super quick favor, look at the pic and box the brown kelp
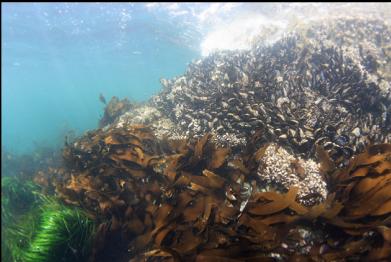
[99,96,134,128]
[34,124,391,261]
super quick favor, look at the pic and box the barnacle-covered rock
[114,105,186,140]
[256,143,327,206]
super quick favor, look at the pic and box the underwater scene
[2,2,391,262]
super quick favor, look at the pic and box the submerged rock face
[150,18,391,165]
[115,105,186,140]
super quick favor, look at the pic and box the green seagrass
[1,176,95,262]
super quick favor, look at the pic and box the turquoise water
[2,3,201,154]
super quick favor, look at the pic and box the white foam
[142,3,391,57]
[201,15,288,56]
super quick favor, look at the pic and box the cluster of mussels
[151,18,391,165]
[34,124,391,261]
[303,18,391,92]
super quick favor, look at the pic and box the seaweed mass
[34,126,391,261]
[4,17,391,261]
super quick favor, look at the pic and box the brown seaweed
[99,96,134,128]
[34,125,391,261]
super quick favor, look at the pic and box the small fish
[99,93,107,105]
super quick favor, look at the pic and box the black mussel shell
[334,134,350,146]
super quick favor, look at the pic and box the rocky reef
[23,16,391,262]
[151,18,391,166]
[93,16,391,221]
